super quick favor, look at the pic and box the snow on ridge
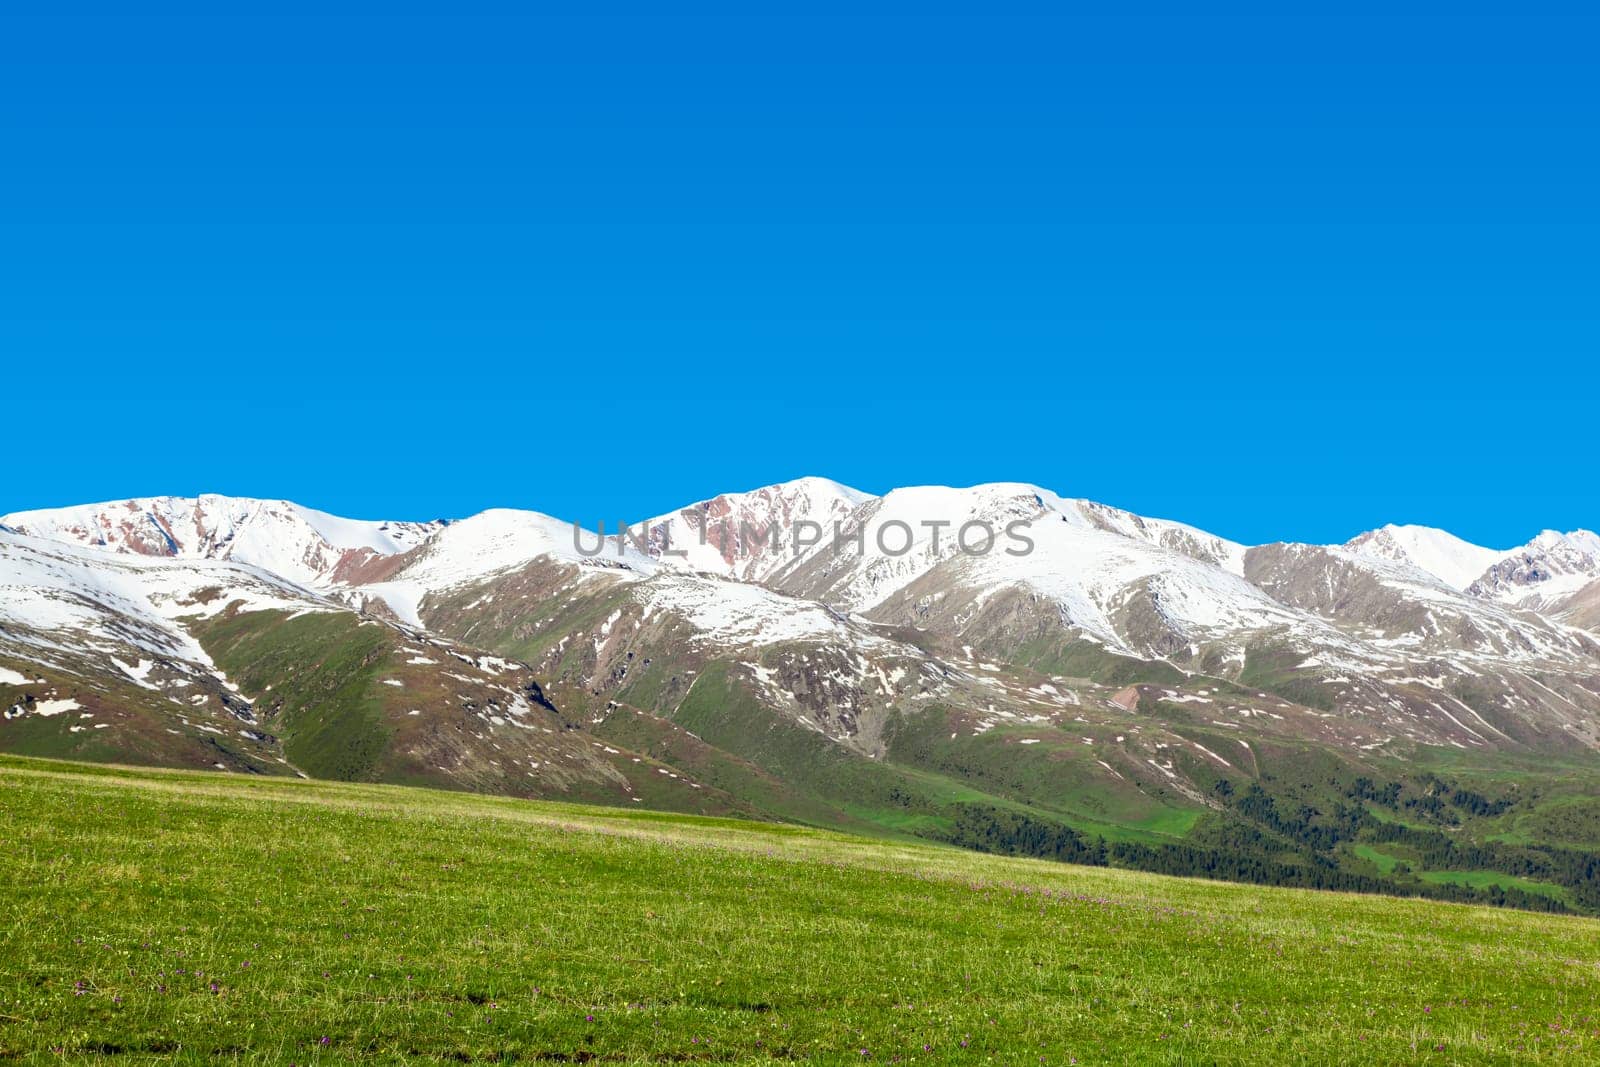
[286,502,442,554]
[954,514,1304,650]
[1531,529,1600,555]
[639,476,875,582]
[745,475,875,508]
[1344,524,1511,592]
[0,494,445,589]
[637,572,889,649]
[0,528,338,666]
[1465,528,1600,611]
[785,482,1265,634]
[355,509,656,628]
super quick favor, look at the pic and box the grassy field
[1350,843,1400,874]
[1418,869,1572,903]
[3,756,1600,1064]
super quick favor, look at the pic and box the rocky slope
[1343,524,1511,591]
[1468,529,1600,612]
[6,483,1600,851]
[0,528,747,813]
[1,495,443,588]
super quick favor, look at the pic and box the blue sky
[3,6,1597,547]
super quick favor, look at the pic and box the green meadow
[3,755,1599,1064]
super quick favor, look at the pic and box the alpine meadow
[6,755,1600,1064]
[7,486,1600,1061]
[9,6,1600,1065]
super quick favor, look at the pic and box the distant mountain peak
[641,476,874,582]
[1343,524,1509,592]
[1469,528,1600,609]
[1530,529,1600,554]
[678,476,874,513]
[0,495,445,588]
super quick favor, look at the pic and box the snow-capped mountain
[1344,524,1511,592]
[0,495,444,589]
[0,527,341,772]
[6,479,1600,795]
[0,525,741,806]
[12,478,1600,905]
[756,483,1283,657]
[641,476,872,583]
[0,527,332,680]
[395,483,1600,774]
[341,506,655,627]
[1468,529,1600,611]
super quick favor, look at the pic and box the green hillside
[3,756,1599,1063]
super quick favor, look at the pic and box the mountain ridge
[9,480,1596,753]
[8,478,1600,913]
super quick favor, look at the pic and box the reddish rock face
[326,545,419,586]
[49,500,185,557]
[673,491,796,569]
[3,495,445,588]
[646,481,866,579]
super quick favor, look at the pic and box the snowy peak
[1469,529,1600,609]
[642,476,874,582]
[757,476,874,508]
[0,495,446,588]
[747,481,1300,658]
[769,481,1052,605]
[348,507,658,628]
[1062,498,1248,573]
[0,527,339,666]
[1530,529,1600,556]
[1344,524,1510,592]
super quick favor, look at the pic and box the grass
[1500,796,1600,850]
[1009,636,1185,687]
[4,756,1600,1063]
[1418,870,1571,903]
[1236,645,1337,713]
[1351,844,1401,874]
[192,610,394,781]
[880,707,1199,845]
[1363,805,1433,830]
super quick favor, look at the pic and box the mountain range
[6,480,1600,911]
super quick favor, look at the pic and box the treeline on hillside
[1212,776,1596,911]
[931,799,1574,915]
[1349,774,1514,820]
[1367,821,1600,912]
[1234,777,1594,911]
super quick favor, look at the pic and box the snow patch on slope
[0,530,338,665]
[358,509,656,627]
[642,476,874,582]
[1468,529,1600,610]
[1345,524,1510,592]
[637,573,884,648]
[778,483,1293,653]
[0,495,443,588]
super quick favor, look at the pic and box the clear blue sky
[3,4,1597,547]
